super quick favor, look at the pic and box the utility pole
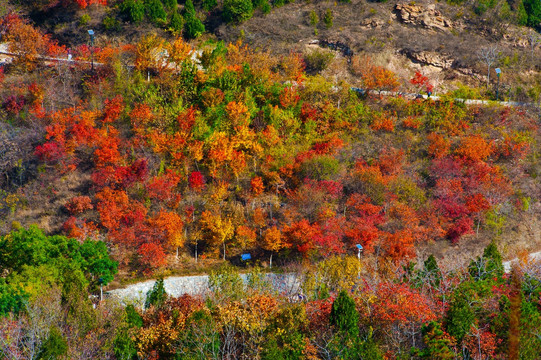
[356,244,363,278]
[98,277,104,302]
[88,29,95,71]
[495,68,501,101]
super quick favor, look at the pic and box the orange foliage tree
[427,133,450,159]
[152,210,184,258]
[371,282,437,352]
[261,226,283,268]
[3,16,49,70]
[359,60,400,94]
[456,135,493,162]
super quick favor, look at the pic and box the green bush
[261,0,271,14]
[146,0,167,23]
[162,0,177,10]
[120,0,146,23]
[184,0,196,13]
[184,12,205,39]
[309,10,319,26]
[103,16,122,31]
[468,241,504,281]
[0,279,28,316]
[419,322,455,359]
[145,277,167,309]
[0,226,117,291]
[113,305,142,359]
[79,13,91,26]
[517,0,529,25]
[222,0,254,23]
[202,0,217,11]
[323,8,333,28]
[300,154,340,180]
[209,264,245,301]
[450,83,483,99]
[523,0,541,28]
[177,309,221,358]
[303,49,334,74]
[37,326,67,360]
[473,0,497,16]
[330,290,358,337]
[169,10,184,33]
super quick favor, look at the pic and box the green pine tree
[222,0,254,23]
[420,322,455,359]
[121,0,146,23]
[163,0,177,10]
[145,277,167,309]
[169,10,184,33]
[468,241,504,281]
[330,290,358,337]
[146,0,167,23]
[323,8,333,29]
[37,326,67,360]
[202,0,217,11]
[524,0,541,28]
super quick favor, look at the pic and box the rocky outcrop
[360,18,384,29]
[394,3,453,31]
[401,49,454,69]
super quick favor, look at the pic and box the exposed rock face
[360,18,384,29]
[395,3,453,31]
[401,49,454,68]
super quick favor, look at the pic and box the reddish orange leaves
[456,135,493,163]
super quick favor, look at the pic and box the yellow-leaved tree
[200,210,234,260]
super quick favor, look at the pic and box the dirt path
[503,251,541,273]
[107,273,302,306]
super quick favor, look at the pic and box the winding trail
[108,251,541,305]
[502,251,541,273]
[107,273,302,306]
[3,41,539,301]
[1,42,539,108]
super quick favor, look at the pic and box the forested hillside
[1,1,541,358]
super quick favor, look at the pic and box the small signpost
[495,68,501,101]
[98,277,104,302]
[356,244,363,278]
[88,29,95,71]
[241,253,251,261]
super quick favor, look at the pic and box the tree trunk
[269,253,273,269]
[487,66,491,90]
[223,242,226,261]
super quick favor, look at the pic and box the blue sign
[356,244,363,250]
[241,253,251,261]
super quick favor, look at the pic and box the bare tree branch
[477,46,499,90]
